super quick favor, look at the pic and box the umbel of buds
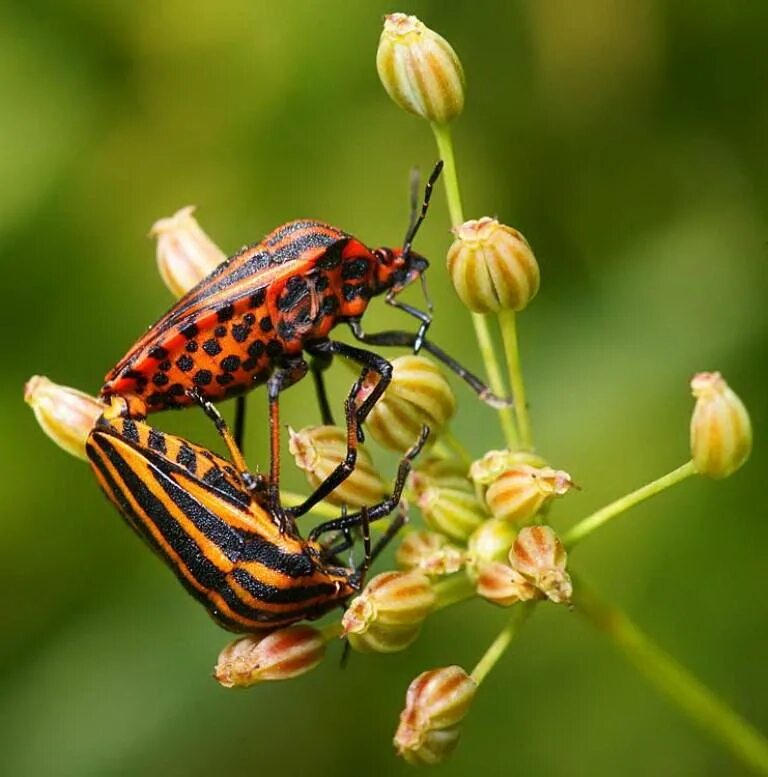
[690,372,752,479]
[151,206,226,298]
[447,218,540,314]
[394,666,477,765]
[486,465,573,523]
[363,355,456,453]
[214,626,325,688]
[24,376,104,460]
[376,13,465,125]
[396,530,466,577]
[288,425,386,507]
[510,526,572,604]
[342,571,436,653]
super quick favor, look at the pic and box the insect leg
[308,425,429,543]
[233,395,247,453]
[186,388,262,493]
[309,352,335,426]
[347,321,513,409]
[306,339,394,440]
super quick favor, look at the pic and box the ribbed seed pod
[469,448,548,501]
[376,13,465,125]
[396,530,466,577]
[342,571,436,653]
[417,486,487,542]
[363,355,456,453]
[690,372,752,479]
[394,666,477,765]
[509,526,572,604]
[447,218,540,313]
[288,425,386,507]
[486,465,573,523]
[466,518,518,579]
[476,562,538,607]
[151,205,226,297]
[24,376,105,460]
[214,626,326,687]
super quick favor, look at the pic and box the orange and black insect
[87,393,428,631]
[100,163,507,521]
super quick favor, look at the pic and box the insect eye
[374,248,395,266]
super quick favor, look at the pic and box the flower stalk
[470,602,535,685]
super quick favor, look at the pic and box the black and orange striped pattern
[86,414,356,631]
[100,219,419,418]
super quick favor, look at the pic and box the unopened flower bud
[476,562,538,607]
[214,625,325,688]
[396,530,466,577]
[466,518,518,578]
[447,218,540,313]
[409,456,473,494]
[509,526,572,604]
[394,666,476,765]
[416,486,487,542]
[469,449,547,487]
[362,355,456,453]
[377,13,465,125]
[486,465,573,523]
[151,205,226,297]
[288,425,385,507]
[690,372,752,479]
[24,376,105,460]
[342,571,435,653]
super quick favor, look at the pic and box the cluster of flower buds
[396,530,466,577]
[394,666,477,764]
[358,355,456,453]
[469,448,547,500]
[485,464,574,523]
[447,218,540,314]
[24,376,105,460]
[288,425,386,507]
[342,571,436,653]
[689,372,752,479]
[151,205,226,298]
[509,526,572,604]
[214,625,326,688]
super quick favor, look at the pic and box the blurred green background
[2,1,766,775]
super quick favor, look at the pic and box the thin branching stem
[498,309,532,449]
[470,602,535,685]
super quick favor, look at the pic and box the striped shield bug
[99,163,509,523]
[86,392,428,631]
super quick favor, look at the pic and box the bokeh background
[1,1,766,775]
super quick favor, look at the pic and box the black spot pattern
[176,354,194,372]
[220,355,241,372]
[194,369,212,386]
[247,340,265,358]
[203,339,222,357]
[231,323,250,343]
[152,373,169,387]
[180,323,199,339]
[148,346,168,360]
[214,325,228,338]
[249,289,266,308]
[217,304,235,322]
[259,316,273,332]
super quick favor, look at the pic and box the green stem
[498,309,532,449]
[440,427,473,466]
[433,572,476,611]
[470,602,535,685]
[431,121,518,448]
[563,461,697,548]
[576,582,768,776]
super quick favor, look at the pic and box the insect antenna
[402,159,444,260]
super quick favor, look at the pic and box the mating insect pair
[84,162,507,632]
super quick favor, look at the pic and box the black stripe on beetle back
[265,220,342,247]
[121,418,140,443]
[238,538,314,577]
[274,231,346,265]
[176,442,198,474]
[94,436,228,594]
[231,567,338,605]
[148,428,167,454]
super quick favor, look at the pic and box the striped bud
[342,571,435,653]
[476,562,538,607]
[409,456,473,494]
[288,425,386,507]
[151,205,226,297]
[469,449,548,487]
[466,518,518,578]
[396,530,466,577]
[486,465,573,523]
[690,372,752,479]
[214,625,325,688]
[363,355,456,453]
[509,526,572,604]
[376,13,465,125]
[24,376,105,460]
[416,486,487,542]
[447,218,540,314]
[394,666,476,765]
